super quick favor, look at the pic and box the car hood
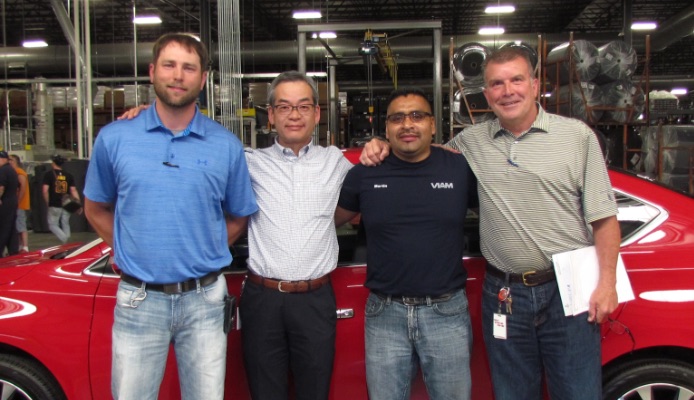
[0,244,85,284]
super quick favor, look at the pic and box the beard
[152,81,201,109]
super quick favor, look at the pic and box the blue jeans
[481,272,601,400]
[112,275,228,400]
[365,288,472,400]
[47,206,71,243]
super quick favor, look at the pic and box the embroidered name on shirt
[374,184,388,189]
[431,182,454,189]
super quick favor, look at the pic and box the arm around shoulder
[226,215,249,246]
[335,206,359,228]
[360,137,391,166]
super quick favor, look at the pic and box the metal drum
[594,40,638,84]
[546,40,600,85]
[600,80,645,123]
[499,41,539,71]
[453,88,495,125]
[452,42,490,87]
[553,82,604,123]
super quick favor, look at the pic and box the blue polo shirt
[85,102,258,283]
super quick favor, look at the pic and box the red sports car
[0,149,693,399]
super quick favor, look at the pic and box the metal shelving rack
[448,36,543,139]
[541,33,651,170]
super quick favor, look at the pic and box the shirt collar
[144,99,205,138]
[490,102,550,139]
[272,139,312,160]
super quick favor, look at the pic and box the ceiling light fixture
[479,26,505,35]
[317,32,337,39]
[133,15,162,25]
[631,22,657,30]
[485,4,515,14]
[22,39,48,48]
[292,10,322,19]
[670,88,688,95]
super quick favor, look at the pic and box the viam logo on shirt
[431,182,454,189]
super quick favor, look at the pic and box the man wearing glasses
[335,88,477,400]
[238,70,354,399]
[360,47,619,400]
[118,70,352,399]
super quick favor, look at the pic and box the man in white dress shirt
[237,71,353,400]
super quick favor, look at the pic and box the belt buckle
[161,282,183,295]
[521,270,538,287]
[401,296,420,306]
[277,280,291,293]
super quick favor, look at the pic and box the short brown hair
[483,47,534,79]
[152,33,209,70]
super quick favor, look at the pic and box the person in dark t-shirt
[42,154,81,243]
[335,88,477,400]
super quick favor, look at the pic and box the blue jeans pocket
[433,289,468,316]
[365,293,386,317]
[201,276,226,305]
[116,282,147,309]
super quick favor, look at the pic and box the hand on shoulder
[117,104,151,120]
[360,137,390,166]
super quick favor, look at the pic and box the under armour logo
[197,159,208,166]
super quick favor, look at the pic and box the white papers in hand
[552,246,634,317]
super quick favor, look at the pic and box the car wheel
[603,359,694,400]
[0,354,66,400]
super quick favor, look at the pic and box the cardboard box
[317,82,338,106]
[104,89,125,110]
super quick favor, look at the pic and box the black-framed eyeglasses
[385,111,433,124]
[602,318,635,353]
[272,104,316,116]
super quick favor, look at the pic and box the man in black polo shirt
[335,88,477,400]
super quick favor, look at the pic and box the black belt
[486,264,556,287]
[373,291,454,306]
[120,271,220,294]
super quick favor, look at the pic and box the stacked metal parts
[453,88,495,125]
[553,83,604,123]
[546,40,600,85]
[595,40,638,84]
[499,41,539,72]
[32,83,55,153]
[546,39,645,124]
[451,43,491,125]
[451,42,541,125]
[640,125,694,193]
[452,42,488,87]
[601,81,645,123]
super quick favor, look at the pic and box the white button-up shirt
[245,142,353,280]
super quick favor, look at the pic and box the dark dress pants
[241,279,337,400]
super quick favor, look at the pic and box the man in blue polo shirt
[84,33,257,400]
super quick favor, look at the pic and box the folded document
[552,246,635,317]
